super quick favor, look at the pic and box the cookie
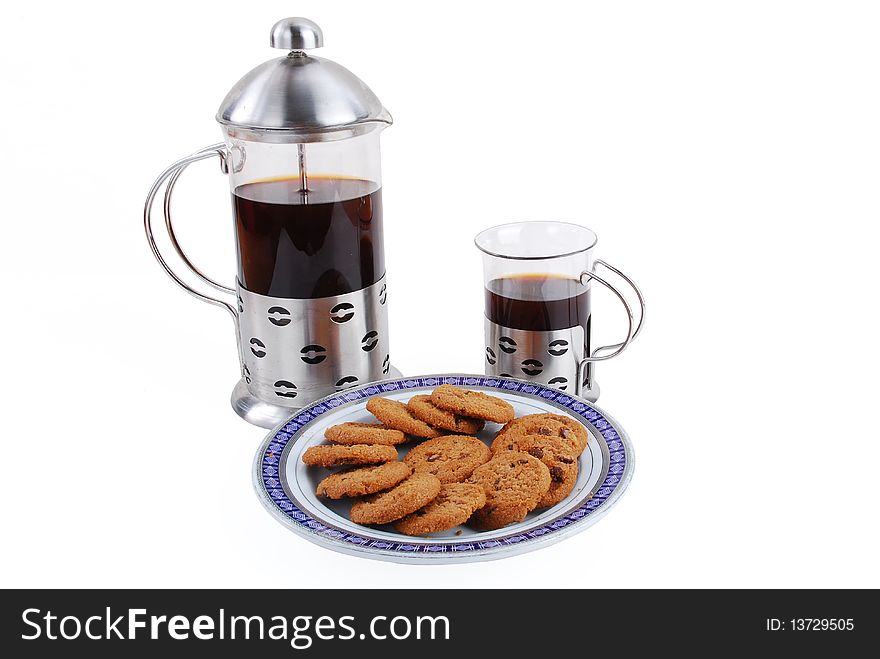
[403,435,492,484]
[350,473,443,525]
[324,422,407,446]
[316,462,412,499]
[430,384,515,424]
[393,483,487,535]
[366,397,443,439]
[466,451,551,531]
[505,435,579,508]
[301,444,398,468]
[406,395,485,434]
[494,413,589,455]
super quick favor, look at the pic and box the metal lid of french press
[216,18,392,141]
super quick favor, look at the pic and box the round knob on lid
[270,17,324,50]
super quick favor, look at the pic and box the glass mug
[475,222,645,401]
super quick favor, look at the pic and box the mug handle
[575,259,646,397]
[143,143,237,319]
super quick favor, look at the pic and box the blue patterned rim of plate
[255,375,631,558]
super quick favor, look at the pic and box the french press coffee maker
[144,18,398,428]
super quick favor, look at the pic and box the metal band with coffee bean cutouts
[238,276,390,407]
[485,319,588,396]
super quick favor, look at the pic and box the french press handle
[575,260,646,397]
[143,143,237,319]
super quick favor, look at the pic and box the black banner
[1,589,874,655]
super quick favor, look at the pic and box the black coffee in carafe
[485,274,591,340]
[233,176,385,299]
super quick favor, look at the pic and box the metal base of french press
[230,366,404,429]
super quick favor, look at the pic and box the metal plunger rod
[298,143,309,202]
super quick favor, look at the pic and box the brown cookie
[350,473,442,525]
[403,435,492,484]
[495,413,589,455]
[505,435,579,508]
[466,451,551,531]
[430,384,515,424]
[406,395,485,434]
[366,397,444,439]
[324,422,407,446]
[393,483,487,536]
[301,444,398,468]
[316,462,412,499]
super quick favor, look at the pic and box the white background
[1,0,878,588]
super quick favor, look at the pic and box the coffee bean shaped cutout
[361,331,379,352]
[300,344,327,365]
[521,359,544,376]
[382,354,390,375]
[379,283,387,305]
[274,380,297,398]
[237,294,244,313]
[250,338,267,358]
[335,375,359,388]
[243,364,251,385]
[268,306,291,327]
[499,373,513,378]
[498,336,517,354]
[486,346,497,365]
[330,302,355,324]
[548,376,569,391]
[548,339,569,356]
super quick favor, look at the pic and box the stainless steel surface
[270,17,323,50]
[238,277,391,409]
[231,364,404,429]
[587,259,646,358]
[216,18,392,140]
[485,320,596,400]
[575,260,646,397]
[164,157,235,295]
[143,144,237,319]
[231,378,300,429]
[297,143,309,201]
[577,267,634,364]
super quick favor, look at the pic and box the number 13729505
[766,619,855,631]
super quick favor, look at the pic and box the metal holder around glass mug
[478,224,645,402]
[142,18,402,429]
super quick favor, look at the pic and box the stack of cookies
[302,384,589,536]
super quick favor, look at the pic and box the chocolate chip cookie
[430,384,515,424]
[324,422,407,446]
[366,397,444,439]
[466,451,551,531]
[301,444,398,468]
[403,435,492,484]
[494,413,589,455]
[393,483,487,536]
[406,395,485,434]
[350,473,443,525]
[316,462,412,499]
[503,435,579,508]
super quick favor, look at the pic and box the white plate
[253,374,634,563]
